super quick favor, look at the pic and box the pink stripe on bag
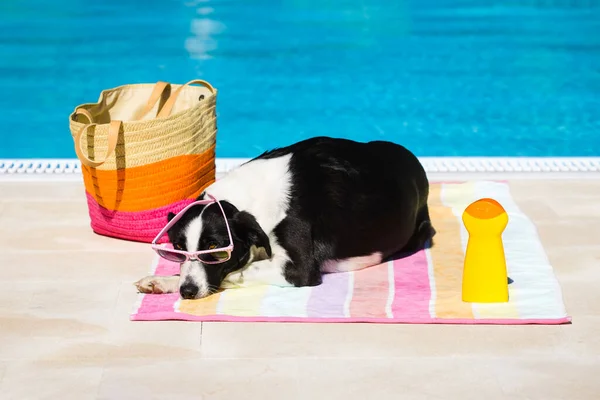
[86,193,195,243]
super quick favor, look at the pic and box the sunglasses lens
[157,249,187,263]
[199,251,230,263]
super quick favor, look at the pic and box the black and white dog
[135,137,435,299]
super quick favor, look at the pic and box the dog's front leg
[135,275,180,294]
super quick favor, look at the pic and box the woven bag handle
[73,109,122,168]
[133,81,172,120]
[156,79,215,118]
[72,81,170,167]
[75,108,95,122]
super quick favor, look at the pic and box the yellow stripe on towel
[428,182,474,319]
[217,285,271,316]
[178,292,222,316]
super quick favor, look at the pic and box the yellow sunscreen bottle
[462,198,509,303]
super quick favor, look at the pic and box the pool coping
[0,157,599,181]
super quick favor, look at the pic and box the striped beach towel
[131,181,570,324]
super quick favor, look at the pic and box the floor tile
[27,280,121,320]
[0,221,150,253]
[0,360,103,400]
[0,251,153,281]
[0,281,38,313]
[547,246,600,317]
[555,317,600,361]
[544,195,600,218]
[510,197,558,221]
[2,200,89,228]
[0,310,110,360]
[103,283,203,362]
[0,182,85,201]
[36,336,201,368]
[296,355,600,400]
[0,281,202,364]
[200,322,567,359]
[509,180,600,200]
[97,358,299,400]
[0,280,119,360]
[0,362,7,385]
[535,218,600,247]
[296,357,505,400]
[491,356,600,399]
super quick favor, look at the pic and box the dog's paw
[134,276,178,294]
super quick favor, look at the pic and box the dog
[135,136,435,299]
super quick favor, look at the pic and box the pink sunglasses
[151,194,234,264]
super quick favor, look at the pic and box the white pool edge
[0,157,599,182]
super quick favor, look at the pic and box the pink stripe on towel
[391,250,431,318]
[349,262,390,318]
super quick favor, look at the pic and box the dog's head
[166,194,272,299]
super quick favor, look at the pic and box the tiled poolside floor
[0,179,599,399]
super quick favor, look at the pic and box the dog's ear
[196,191,206,201]
[167,212,176,222]
[232,211,272,258]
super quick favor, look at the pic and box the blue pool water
[1,0,599,159]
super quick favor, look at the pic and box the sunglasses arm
[151,195,231,248]
[151,218,179,245]
[150,200,211,245]
[215,200,235,249]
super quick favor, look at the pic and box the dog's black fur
[258,137,434,286]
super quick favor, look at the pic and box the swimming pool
[1,0,599,159]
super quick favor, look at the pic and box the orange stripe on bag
[82,147,216,212]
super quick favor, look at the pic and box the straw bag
[68,79,217,243]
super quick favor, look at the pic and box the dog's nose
[180,283,199,299]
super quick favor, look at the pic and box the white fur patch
[321,252,383,273]
[184,215,204,252]
[205,154,292,235]
[177,208,211,297]
[180,260,209,297]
